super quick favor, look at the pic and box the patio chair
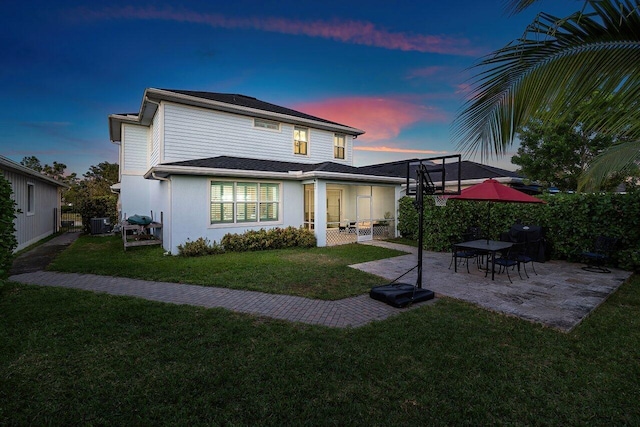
[514,239,541,278]
[448,236,478,273]
[493,247,522,283]
[581,236,618,273]
[463,226,484,241]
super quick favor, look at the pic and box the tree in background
[0,172,18,277]
[20,156,43,172]
[19,156,119,233]
[453,0,640,191]
[512,110,630,191]
[75,162,119,232]
[82,162,119,196]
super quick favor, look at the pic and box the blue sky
[0,0,580,176]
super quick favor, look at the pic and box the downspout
[150,172,171,253]
[151,172,169,181]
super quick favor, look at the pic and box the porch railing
[325,219,396,246]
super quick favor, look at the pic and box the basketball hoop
[433,195,448,207]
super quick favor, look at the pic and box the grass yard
[47,235,407,300]
[1,275,639,425]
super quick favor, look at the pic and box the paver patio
[355,241,632,332]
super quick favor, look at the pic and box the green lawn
[4,235,639,424]
[1,275,639,425]
[48,235,406,300]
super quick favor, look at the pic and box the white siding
[167,176,304,254]
[162,102,352,165]
[1,168,61,252]
[150,107,162,167]
[119,175,152,220]
[122,124,148,174]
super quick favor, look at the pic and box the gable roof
[161,90,348,128]
[0,155,69,188]
[109,88,365,142]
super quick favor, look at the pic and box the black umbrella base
[370,283,435,308]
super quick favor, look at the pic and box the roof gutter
[108,113,140,143]
[144,165,405,184]
[460,177,523,186]
[0,155,69,188]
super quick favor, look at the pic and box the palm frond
[579,139,640,190]
[453,0,640,166]
[503,0,540,16]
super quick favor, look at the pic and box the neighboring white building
[0,155,68,252]
[109,89,405,254]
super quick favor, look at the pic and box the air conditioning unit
[90,217,111,235]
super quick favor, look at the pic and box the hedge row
[398,191,640,271]
[178,226,317,256]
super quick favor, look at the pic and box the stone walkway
[8,270,432,328]
[7,234,632,331]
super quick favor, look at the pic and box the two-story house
[109,88,405,254]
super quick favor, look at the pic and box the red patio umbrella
[449,179,545,240]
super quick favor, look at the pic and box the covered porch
[303,181,400,246]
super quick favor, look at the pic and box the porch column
[394,185,402,238]
[314,180,327,246]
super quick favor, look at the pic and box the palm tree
[453,0,640,190]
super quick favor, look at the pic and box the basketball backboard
[405,154,462,196]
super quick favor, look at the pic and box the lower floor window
[210,181,280,224]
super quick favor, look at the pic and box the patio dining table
[454,239,514,280]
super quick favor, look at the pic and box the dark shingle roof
[161,156,522,182]
[358,159,522,182]
[159,89,351,129]
[162,156,402,178]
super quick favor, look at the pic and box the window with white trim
[27,182,35,215]
[210,181,280,224]
[254,118,280,131]
[334,134,345,159]
[294,126,308,155]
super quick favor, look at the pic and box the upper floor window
[254,118,280,131]
[334,134,346,159]
[27,182,35,216]
[294,126,308,155]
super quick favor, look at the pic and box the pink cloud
[406,66,451,79]
[354,146,448,154]
[294,97,449,141]
[74,6,480,56]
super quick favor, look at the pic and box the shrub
[221,226,316,252]
[79,194,118,234]
[0,172,18,278]
[397,191,640,271]
[177,237,225,257]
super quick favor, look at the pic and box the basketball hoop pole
[415,165,430,289]
[416,175,425,288]
[409,154,461,289]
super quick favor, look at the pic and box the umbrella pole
[487,202,491,243]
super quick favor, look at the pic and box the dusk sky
[1,0,580,177]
